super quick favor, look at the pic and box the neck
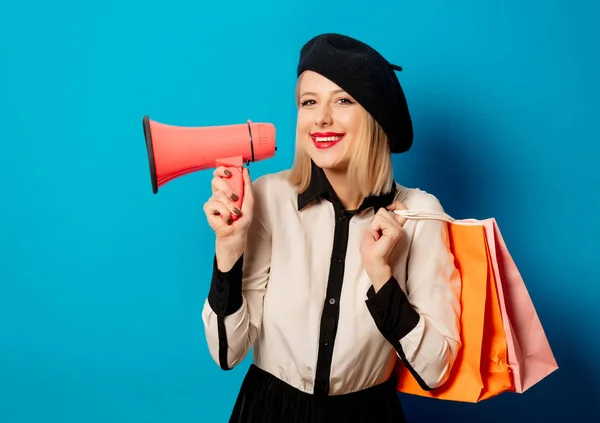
[323,168,362,210]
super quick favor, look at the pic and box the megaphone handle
[216,156,245,222]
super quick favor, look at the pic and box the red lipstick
[311,132,346,149]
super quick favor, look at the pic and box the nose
[315,104,333,127]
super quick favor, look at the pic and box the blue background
[1,0,598,421]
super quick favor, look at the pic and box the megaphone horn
[142,115,276,220]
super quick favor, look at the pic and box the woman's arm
[365,194,462,390]
[201,176,272,370]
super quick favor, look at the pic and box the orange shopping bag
[393,210,514,403]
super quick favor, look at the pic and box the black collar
[297,161,396,213]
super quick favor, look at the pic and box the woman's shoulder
[249,170,296,225]
[252,169,293,192]
[393,182,446,212]
[250,169,297,205]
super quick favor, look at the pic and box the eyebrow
[300,89,347,97]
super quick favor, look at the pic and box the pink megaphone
[142,116,276,219]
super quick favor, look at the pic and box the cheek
[296,110,312,131]
[334,109,362,133]
[296,112,312,145]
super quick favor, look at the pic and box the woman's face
[296,71,364,171]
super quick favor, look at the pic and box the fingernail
[224,170,231,176]
[233,207,241,215]
[231,193,239,201]
[227,218,232,225]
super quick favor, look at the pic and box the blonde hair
[288,107,394,201]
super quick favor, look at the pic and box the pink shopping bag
[481,219,559,392]
[396,210,558,395]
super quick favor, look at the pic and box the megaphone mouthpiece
[247,120,277,162]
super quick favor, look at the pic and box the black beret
[297,33,413,154]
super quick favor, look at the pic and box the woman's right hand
[203,166,254,271]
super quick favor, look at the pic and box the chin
[309,153,348,172]
[304,136,350,171]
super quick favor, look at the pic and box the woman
[201,33,462,422]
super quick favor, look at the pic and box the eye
[336,97,354,105]
[300,99,316,107]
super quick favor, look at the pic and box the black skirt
[229,364,407,423]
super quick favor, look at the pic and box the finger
[213,166,233,179]
[386,200,407,210]
[240,167,254,213]
[386,201,408,226]
[242,167,252,192]
[376,208,402,229]
[370,215,387,240]
[211,176,240,202]
[212,191,242,218]
[204,200,233,225]
[370,225,381,241]
[369,218,392,244]
[371,215,400,239]
[376,207,397,223]
[391,210,407,226]
[387,209,407,226]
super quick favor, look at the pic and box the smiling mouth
[311,133,345,148]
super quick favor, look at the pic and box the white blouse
[201,163,462,396]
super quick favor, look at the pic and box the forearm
[364,193,462,390]
[208,254,244,316]
[215,236,247,273]
[365,277,459,390]
[203,175,272,371]
[365,263,392,293]
[204,255,251,370]
[202,296,256,370]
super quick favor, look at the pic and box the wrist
[216,237,246,272]
[366,263,392,292]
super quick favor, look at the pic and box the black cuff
[208,254,244,317]
[365,276,420,343]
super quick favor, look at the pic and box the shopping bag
[481,219,559,393]
[393,210,557,402]
[393,210,513,402]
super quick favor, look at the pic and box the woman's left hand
[360,201,408,291]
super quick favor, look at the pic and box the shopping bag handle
[394,209,456,222]
[394,210,483,226]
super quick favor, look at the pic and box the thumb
[240,167,254,213]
